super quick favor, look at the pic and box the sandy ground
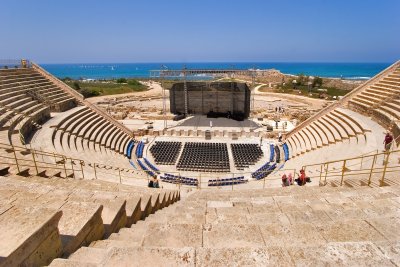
[86,81,165,103]
[88,79,328,134]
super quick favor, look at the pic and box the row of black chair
[208,176,248,186]
[161,173,198,186]
[177,142,230,172]
[149,141,182,165]
[231,143,263,169]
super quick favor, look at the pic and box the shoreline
[43,62,388,81]
[59,73,371,82]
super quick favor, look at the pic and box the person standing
[384,132,393,151]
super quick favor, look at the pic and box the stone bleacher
[285,108,368,159]
[0,68,76,112]
[50,185,400,266]
[0,173,179,266]
[349,67,400,140]
[51,106,133,157]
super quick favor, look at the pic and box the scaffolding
[150,68,257,130]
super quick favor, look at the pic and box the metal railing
[0,59,30,69]
[1,138,399,190]
[0,141,301,189]
[0,142,152,186]
[301,148,400,187]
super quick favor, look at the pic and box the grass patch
[260,84,349,100]
[64,79,148,97]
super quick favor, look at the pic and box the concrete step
[0,206,63,267]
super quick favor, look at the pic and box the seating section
[135,141,145,158]
[126,140,135,159]
[137,159,156,178]
[208,176,248,186]
[285,64,400,160]
[0,68,135,168]
[251,162,277,180]
[0,68,57,145]
[0,68,76,113]
[269,144,275,162]
[0,67,136,163]
[231,143,263,169]
[348,67,400,141]
[52,185,400,266]
[285,108,367,158]
[349,67,400,113]
[143,158,160,174]
[160,173,198,186]
[282,143,289,161]
[0,173,179,266]
[149,141,182,165]
[177,142,230,172]
[51,106,133,157]
[274,145,281,163]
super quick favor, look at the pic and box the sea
[40,62,391,80]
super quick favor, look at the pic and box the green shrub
[312,76,323,88]
[72,81,81,90]
[127,79,141,86]
[80,88,100,98]
[116,78,127,83]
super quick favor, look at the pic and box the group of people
[282,169,311,187]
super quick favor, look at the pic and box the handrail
[22,81,55,108]
[285,60,400,139]
[302,149,399,169]
[31,62,134,138]
[1,140,398,189]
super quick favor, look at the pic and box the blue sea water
[41,62,391,80]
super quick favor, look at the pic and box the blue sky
[1,0,399,63]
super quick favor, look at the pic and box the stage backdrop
[170,82,250,118]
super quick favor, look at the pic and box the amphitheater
[0,60,399,266]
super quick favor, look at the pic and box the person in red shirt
[384,132,393,151]
[295,169,310,186]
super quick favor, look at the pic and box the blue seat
[282,143,289,161]
[269,144,275,162]
[126,140,135,159]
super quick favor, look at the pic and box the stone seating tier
[0,174,179,266]
[51,184,400,266]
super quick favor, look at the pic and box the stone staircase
[50,185,400,266]
[0,172,179,266]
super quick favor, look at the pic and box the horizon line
[37,61,394,65]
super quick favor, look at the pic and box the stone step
[0,206,63,267]
[56,242,397,266]
[66,243,107,264]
